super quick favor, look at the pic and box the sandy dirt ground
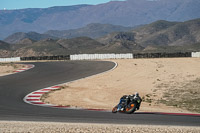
[44,58,200,113]
[0,63,24,76]
[1,121,200,133]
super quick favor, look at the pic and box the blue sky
[0,0,125,10]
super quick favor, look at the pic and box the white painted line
[34,90,49,93]
[26,97,40,100]
[27,94,42,96]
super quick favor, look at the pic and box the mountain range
[4,23,133,44]
[99,18,200,47]
[1,18,200,57]
[97,18,200,53]
[1,0,200,39]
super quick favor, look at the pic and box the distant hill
[4,23,133,44]
[0,5,89,39]
[0,40,10,50]
[57,37,105,54]
[1,0,200,39]
[4,35,145,57]
[12,39,68,57]
[9,37,106,57]
[45,23,133,39]
[16,38,35,45]
[10,38,36,50]
[0,40,12,57]
[97,32,144,53]
[4,32,57,44]
[133,20,179,37]
[1,18,200,57]
[133,18,200,47]
[98,18,200,50]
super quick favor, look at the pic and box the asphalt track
[0,61,200,126]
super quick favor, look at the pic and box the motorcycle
[112,96,141,114]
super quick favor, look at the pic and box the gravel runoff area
[1,121,200,133]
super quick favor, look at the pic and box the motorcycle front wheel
[112,105,118,113]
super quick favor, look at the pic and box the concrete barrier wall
[70,52,191,60]
[1,52,198,62]
[70,54,133,60]
[0,57,20,62]
[192,52,200,57]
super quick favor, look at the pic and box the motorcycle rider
[132,92,142,110]
[117,95,130,111]
[118,92,142,111]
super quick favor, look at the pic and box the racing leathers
[131,94,142,110]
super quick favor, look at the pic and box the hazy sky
[0,0,125,10]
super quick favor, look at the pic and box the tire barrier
[0,57,20,62]
[20,55,70,61]
[132,52,191,58]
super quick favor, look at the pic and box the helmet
[135,92,139,96]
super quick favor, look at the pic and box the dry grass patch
[157,78,200,113]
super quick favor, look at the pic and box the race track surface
[0,61,200,126]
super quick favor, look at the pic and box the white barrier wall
[192,52,200,57]
[70,54,133,60]
[0,57,21,62]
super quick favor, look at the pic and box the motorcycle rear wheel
[125,103,136,114]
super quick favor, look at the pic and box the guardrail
[0,57,20,62]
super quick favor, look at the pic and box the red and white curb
[22,61,200,116]
[23,85,200,115]
[23,85,109,111]
[23,86,69,108]
[14,64,35,73]
[23,61,118,111]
